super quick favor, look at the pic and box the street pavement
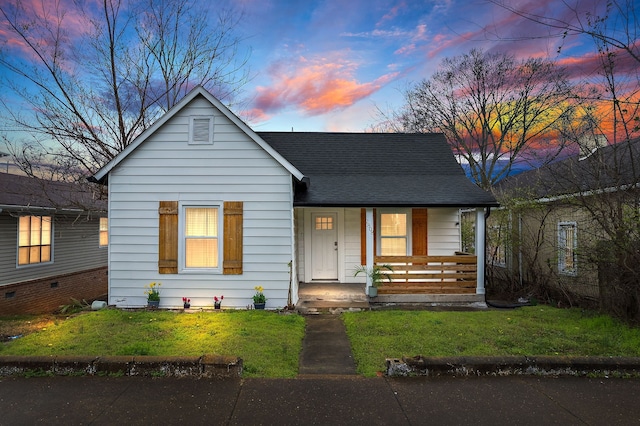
[1,375,640,425]
[2,314,640,425]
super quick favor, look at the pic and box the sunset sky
[235,0,621,132]
[0,0,633,135]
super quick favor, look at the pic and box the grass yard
[3,306,640,378]
[0,309,305,378]
[343,307,640,376]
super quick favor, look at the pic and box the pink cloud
[252,52,399,117]
[0,0,99,63]
[377,2,407,27]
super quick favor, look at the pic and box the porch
[296,283,369,313]
[373,254,486,306]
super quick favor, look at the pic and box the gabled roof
[259,132,498,207]
[90,86,304,184]
[0,173,106,213]
[497,138,640,201]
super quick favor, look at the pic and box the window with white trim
[99,217,108,247]
[189,116,214,145]
[558,222,577,275]
[183,206,220,270]
[18,215,52,265]
[378,211,410,256]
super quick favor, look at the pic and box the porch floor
[296,283,369,314]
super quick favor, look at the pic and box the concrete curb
[386,355,640,378]
[0,355,242,378]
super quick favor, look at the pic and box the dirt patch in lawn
[0,316,59,342]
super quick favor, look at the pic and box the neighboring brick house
[0,173,108,314]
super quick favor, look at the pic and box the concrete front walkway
[298,315,357,375]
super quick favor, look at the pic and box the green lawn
[0,309,305,378]
[3,306,640,378]
[343,307,640,376]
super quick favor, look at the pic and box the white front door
[311,212,338,280]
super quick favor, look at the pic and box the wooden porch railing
[374,254,477,294]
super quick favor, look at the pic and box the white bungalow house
[90,86,497,309]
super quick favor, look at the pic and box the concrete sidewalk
[1,375,640,425]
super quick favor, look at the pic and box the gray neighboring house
[91,86,497,309]
[0,173,107,314]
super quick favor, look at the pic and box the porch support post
[475,207,486,295]
[365,208,374,289]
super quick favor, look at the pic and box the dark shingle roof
[0,173,106,213]
[258,132,498,207]
[497,138,640,200]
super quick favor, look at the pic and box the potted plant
[214,295,223,309]
[182,297,191,309]
[354,264,393,297]
[252,286,266,309]
[145,282,161,308]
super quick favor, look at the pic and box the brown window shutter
[360,208,377,264]
[158,201,179,274]
[412,208,428,256]
[223,201,243,274]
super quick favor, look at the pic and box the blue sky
[233,0,607,131]
[0,0,629,135]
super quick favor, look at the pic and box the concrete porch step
[296,300,370,314]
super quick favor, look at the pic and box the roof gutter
[0,204,94,214]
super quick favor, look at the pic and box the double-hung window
[18,215,52,265]
[184,206,220,270]
[378,211,410,256]
[558,222,577,275]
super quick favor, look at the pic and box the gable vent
[190,117,214,144]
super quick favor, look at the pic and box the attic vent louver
[189,116,214,145]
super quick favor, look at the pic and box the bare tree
[397,49,577,190]
[488,0,640,320]
[0,0,250,181]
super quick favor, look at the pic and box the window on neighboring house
[184,206,220,269]
[18,215,52,265]
[558,222,577,275]
[99,217,108,247]
[378,211,409,256]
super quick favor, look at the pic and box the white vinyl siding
[428,208,462,255]
[107,96,294,308]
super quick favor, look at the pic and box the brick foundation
[0,267,108,315]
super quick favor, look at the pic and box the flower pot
[148,300,160,308]
[254,302,266,310]
[367,287,378,297]
[183,304,190,309]
[214,303,221,310]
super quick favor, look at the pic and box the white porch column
[365,208,374,289]
[475,207,486,295]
